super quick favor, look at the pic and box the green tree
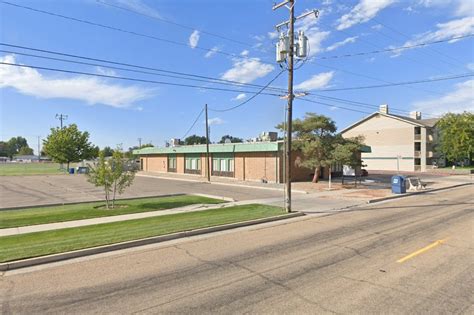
[277,113,337,183]
[219,135,243,143]
[184,134,207,145]
[4,136,29,159]
[333,136,366,187]
[86,149,137,209]
[86,152,113,209]
[436,112,474,165]
[17,146,34,155]
[43,124,96,169]
[102,146,114,157]
[0,141,10,157]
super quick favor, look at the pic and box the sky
[1,0,473,153]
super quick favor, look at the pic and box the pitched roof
[340,112,439,134]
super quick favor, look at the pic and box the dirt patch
[342,189,392,199]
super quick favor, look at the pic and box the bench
[406,177,427,191]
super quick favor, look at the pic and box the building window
[212,153,234,177]
[185,154,201,174]
[168,154,177,172]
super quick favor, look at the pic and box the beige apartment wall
[343,114,415,171]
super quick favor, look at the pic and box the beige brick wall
[176,154,185,174]
[343,114,415,171]
[141,155,167,172]
[238,152,279,183]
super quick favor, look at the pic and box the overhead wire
[181,106,205,139]
[209,69,287,112]
[0,1,257,62]
[96,0,250,47]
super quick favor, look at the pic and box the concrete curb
[367,182,472,204]
[0,193,187,211]
[0,212,304,271]
[191,193,235,202]
[137,173,309,194]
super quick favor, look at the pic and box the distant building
[13,155,40,163]
[341,105,440,172]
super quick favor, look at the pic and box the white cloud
[412,79,474,115]
[467,63,474,71]
[207,117,224,125]
[253,35,266,41]
[112,0,161,18]
[221,58,274,84]
[189,30,200,49]
[95,66,117,76]
[268,31,279,40]
[326,36,358,51]
[394,16,474,56]
[455,0,474,17]
[337,0,395,30]
[295,71,335,90]
[371,24,383,30]
[240,50,249,57]
[0,55,152,108]
[232,93,246,101]
[204,46,221,58]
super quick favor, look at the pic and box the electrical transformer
[296,30,308,58]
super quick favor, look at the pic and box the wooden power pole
[205,104,211,182]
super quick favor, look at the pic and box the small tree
[102,146,114,157]
[86,152,113,209]
[86,149,136,209]
[333,136,366,187]
[43,124,96,169]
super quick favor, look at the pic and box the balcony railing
[414,165,421,171]
[414,151,421,157]
[414,134,421,141]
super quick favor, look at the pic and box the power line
[96,0,250,47]
[297,97,372,115]
[0,1,253,61]
[317,73,473,92]
[312,34,474,61]
[0,61,284,95]
[209,69,286,112]
[182,107,205,139]
[0,43,284,93]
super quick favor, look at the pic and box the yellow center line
[397,239,447,263]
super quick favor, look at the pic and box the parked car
[361,169,368,176]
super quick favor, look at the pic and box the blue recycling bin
[391,175,406,194]
[69,167,75,174]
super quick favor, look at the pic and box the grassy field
[0,163,66,176]
[0,204,284,262]
[0,195,225,228]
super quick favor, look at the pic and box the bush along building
[341,104,440,172]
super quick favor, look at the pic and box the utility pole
[55,114,68,129]
[205,104,211,182]
[37,136,40,161]
[273,1,317,213]
[138,138,142,148]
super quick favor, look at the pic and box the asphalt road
[0,175,283,209]
[1,186,473,314]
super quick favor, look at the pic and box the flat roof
[134,141,282,155]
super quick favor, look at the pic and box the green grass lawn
[0,163,66,176]
[0,195,225,228]
[0,204,285,262]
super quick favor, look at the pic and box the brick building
[134,141,318,183]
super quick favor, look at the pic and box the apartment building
[341,105,440,172]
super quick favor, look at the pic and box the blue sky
[1,0,473,153]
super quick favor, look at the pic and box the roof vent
[379,104,389,114]
[410,111,422,120]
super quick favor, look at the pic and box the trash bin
[69,167,75,174]
[391,175,406,194]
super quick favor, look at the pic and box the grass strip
[0,195,225,228]
[0,163,65,176]
[0,204,284,262]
